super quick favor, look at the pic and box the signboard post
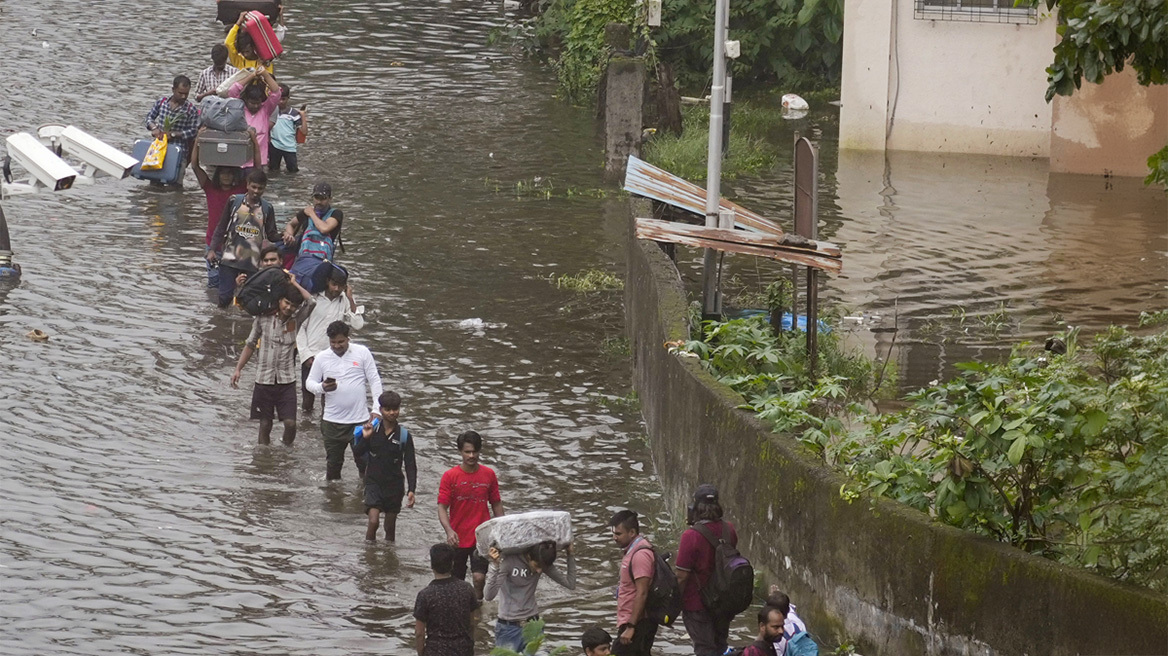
[793,136,819,377]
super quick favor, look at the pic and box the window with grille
[914,0,1038,25]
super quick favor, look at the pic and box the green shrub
[684,313,1168,592]
[551,0,637,102]
[656,0,844,91]
[643,101,781,181]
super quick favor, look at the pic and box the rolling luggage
[130,139,185,185]
[242,11,284,61]
[216,0,280,25]
[197,130,253,168]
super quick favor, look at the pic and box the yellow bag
[141,135,168,171]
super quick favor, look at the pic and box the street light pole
[701,0,730,319]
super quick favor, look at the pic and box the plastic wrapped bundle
[475,510,572,556]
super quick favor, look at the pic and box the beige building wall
[841,0,1056,157]
[1051,68,1168,177]
[839,0,894,151]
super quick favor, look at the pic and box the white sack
[475,510,572,556]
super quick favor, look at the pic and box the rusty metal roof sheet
[623,155,784,236]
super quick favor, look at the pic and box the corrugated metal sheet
[635,218,842,273]
[623,155,784,236]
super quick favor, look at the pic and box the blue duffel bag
[289,255,345,294]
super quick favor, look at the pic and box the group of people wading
[136,6,818,656]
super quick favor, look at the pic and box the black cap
[694,483,718,504]
[312,181,332,198]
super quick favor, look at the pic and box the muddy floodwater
[2,1,1166,655]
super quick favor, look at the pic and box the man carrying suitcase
[144,75,200,186]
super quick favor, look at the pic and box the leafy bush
[643,101,782,181]
[523,0,844,103]
[547,0,637,102]
[655,0,844,91]
[684,313,1168,592]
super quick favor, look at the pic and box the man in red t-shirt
[437,430,504,600]
[675,484,739,656]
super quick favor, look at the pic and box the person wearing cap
[282,182,344,267]
[675,484,739,656]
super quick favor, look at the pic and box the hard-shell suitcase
[216,0,280,25]
[197,131,253,168]
[242,11,284,61]
[130,139,186,185]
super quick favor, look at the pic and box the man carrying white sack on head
[485,538,576,654]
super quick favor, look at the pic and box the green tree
[1031,0,1168,187]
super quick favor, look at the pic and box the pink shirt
[616,536,655,626]
[228,82,281,167]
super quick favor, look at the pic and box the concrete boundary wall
[623,201,1168,655]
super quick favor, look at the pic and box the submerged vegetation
[549,269,624,292]
[683,310,1168,592]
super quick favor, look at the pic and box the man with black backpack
[610,509,662,656]
[676,484,751,656]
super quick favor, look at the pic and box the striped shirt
[245,299,316,385]
[195,64,238,99]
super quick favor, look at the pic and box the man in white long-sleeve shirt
[305,320,383,480]
[296,266,364,414]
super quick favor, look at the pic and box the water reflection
[708,128,1167,391]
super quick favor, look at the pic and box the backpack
[627,542,683,627]
[234,265,288,316]
[298,208,337,260]
[692,522,754,618]
[785,631,818,656]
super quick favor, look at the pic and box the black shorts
[251,382,296,421]
[452,545,489,580]
[365,478,405,513]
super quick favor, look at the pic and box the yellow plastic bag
[141,135,168,171]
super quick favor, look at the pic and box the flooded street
[1,1,1166,655]
[1,1,669,654]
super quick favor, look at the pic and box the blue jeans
[494,620,526,653]
[217,262,245,308]
[205,246,221,287]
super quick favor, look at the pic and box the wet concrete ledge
[622,199,1168,656]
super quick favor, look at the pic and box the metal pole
[700,0,730,319]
